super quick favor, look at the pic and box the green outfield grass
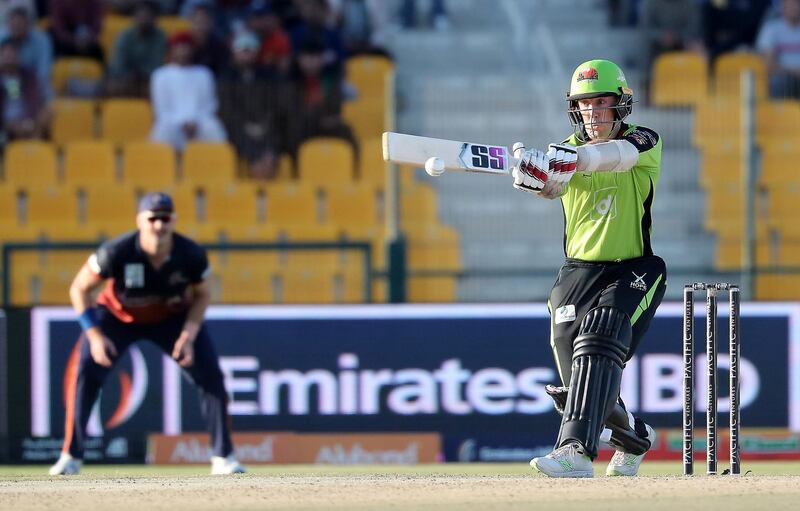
[1,461,799,479]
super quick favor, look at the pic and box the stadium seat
[698,142,741,189]
[756,273,800,300]
[326,184,382,227]
[345,55,394,100]
[278,267,338,303]
[80,185,138,236]
[100,15,133,59]
[650,51,708,107]
[401,183,439,228]
[121,142,177,188]
[297,137,356,186]
[202,182,260,225]
[694,98,740,148]
[22,186,80,237]
[407,224,462,271]
[264,184,321,227]
[63,141,118,186]
[9,251,88,305]
[181,142,237,186]
[408,276,458,302]
[158,16,192,37]
[713,51,767,101]
[714,237,771,271]
[3,141,58,187]
[101,99,153,145]
[343,97,386,141]
[756,100,800,148]
[51,57,103,96]
[51,99,96,145]
[215,251,280,304]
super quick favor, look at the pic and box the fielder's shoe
[530,442,594,478]
[211,455,246,475]
[49,453,81,475]
[606,424,657,477]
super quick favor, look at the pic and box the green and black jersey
[561,123,662,261]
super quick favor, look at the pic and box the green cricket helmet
[566,59,634,141]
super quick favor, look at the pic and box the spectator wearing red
[49,0,105,61]
[244,0,291,75]
[150,31,226,149]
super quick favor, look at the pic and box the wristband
[78,308,99,332]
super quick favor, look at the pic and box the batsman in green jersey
[512,59,666,478]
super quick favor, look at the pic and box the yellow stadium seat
[297,137,356,186]
[63,141,118,186]
[713,52,767,101]
[698,142,742,189]
[650,51,708,107]
[158,16,192,36]
[51,99,96,145]
[100,15,133,59]
[326,185,381,227]
[101,99,153,145]
[694,98,740,148]
[346,55,394,100]
[278,267,338,303]
[215,251,280,304]
[401,183,438,228]
[52,57,103,95]
[756,100,800,148]
[3,141,58,186]
[407,224,462,271]
[338,224,385,269]
[714,237,771,271]
[756,273,800,300]
[121,142,177,188]
[202,182,260,225]
[408,276,458,302]
[343,97,386,141]
[264,183,321,227]
[80,185,138,235]
[277,224,342,269]
[760,138,800,188]
[9,251,88,305]
[181,142,237,185]
[21,186,79,238]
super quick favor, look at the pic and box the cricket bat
[382,131,520,176]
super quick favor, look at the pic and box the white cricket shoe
[606,424,657,476]
[211,455,246,475]
[49,453,81,475]
[530,442,594,478]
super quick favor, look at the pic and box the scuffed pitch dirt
[1,473,799,511]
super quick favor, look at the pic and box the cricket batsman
[513,59,666,477]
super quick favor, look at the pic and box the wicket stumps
[682,283,741,476]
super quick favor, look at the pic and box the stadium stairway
[384,0,716,301]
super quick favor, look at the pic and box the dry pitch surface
[2,462,799,511]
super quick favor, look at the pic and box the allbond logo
[590,187,617,220]
[315,442,419,464]
[168,437,275,463]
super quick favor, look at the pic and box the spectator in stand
[339,0,391,57]
[244,0,292,75]
[49,0,105,62]
[0,38,49,142]
[189,1,229,75]
[400,0,449,31]
[289,0,345,76]
[219,30,286,179]
[286,37,356,157]
[3,6,53,100]
[701,0,771,62]
[0,0,36,31]
[107,0,168,97]
[150,31,226,149]
[758,0,800,98]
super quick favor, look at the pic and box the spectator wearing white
[1,5,52,100]
[757,0,800,98]
[0,0,36,31]
[150,31,226,149]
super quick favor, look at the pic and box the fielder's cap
[233,31,260,52]
[138,192,174,213]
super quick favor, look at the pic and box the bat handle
[511,142,526,159]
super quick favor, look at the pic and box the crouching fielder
[514,59,667,478]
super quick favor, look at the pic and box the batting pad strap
[576,140,639,173]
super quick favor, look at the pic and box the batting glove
[547,143,578,186]
[512,148,549,195]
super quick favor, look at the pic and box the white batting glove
[512,148,549,195]
[547,143,578,185]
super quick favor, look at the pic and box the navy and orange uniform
[61,231,233,460]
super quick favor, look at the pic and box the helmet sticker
[576,67,599,82]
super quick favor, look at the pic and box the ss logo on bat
[470,145,506,170]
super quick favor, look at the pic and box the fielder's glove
[512,148,549,195]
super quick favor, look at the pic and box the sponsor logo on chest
[124,263,145,288]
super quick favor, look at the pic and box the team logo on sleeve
[555,304,577,324]
[630,272,648,292]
